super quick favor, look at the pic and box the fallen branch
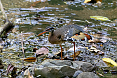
[0,0,7,21]
[0,0,14,38]
[21,32,25,58]
[0,21,14,38]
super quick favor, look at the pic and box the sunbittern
[37,24,92,60]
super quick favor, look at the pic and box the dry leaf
[84,0,91,3]
[98,51,104,55]
[36,47,49,55]
[84,0,102,3]
[24,57,36,62]
[96,72,104,77]
[70,51,81,57]
[7,64,14,75]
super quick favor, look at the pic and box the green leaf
[90,16,110,21]
[102,58,117,67]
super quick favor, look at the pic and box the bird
[37,24,92,60]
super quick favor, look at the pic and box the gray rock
[24,59,95,78]
[73,70,83,78]
[34,66,77,78]
[72,61,94,72]
[77,72,99,78]
[96,60,108,67]
[34,67,64,78]
[41,59,72,67]
[80,62,94,72]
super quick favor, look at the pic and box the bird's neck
[50,30,54,36]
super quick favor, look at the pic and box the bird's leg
[72,42,76,61]
[59,44,63,60]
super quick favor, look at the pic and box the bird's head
[37,27,54,36]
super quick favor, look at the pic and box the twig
[96,72,104,77]
[21,32,25,58]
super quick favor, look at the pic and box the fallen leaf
[64,2,67,4]
[84,0,102,3]
[0,45,3,49]
[89,46,99,53]
[102,58,117,67]
[90,16,110,21]
[70,51,81,57]
[100,44,103,47]
[98,51,104,55]
[24,57,36,62]
[96,72,104,77]
[7,64,14,75]
[84,0,91,3]
[36,47,49,55]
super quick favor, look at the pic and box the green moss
[68,5,83,11]
[97,67,117,78]
[108,28,117,36]
[48,0,64,5]
[103,0,113,3]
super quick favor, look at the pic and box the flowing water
[0,0,117,77]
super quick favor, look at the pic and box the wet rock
[25,59,94,78]
[77,72,99,78]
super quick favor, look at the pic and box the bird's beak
[37,31,48,36]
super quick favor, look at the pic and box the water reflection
[25,0,46,2]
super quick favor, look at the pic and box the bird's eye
[46,28,50,31]
[58,35,61,39]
